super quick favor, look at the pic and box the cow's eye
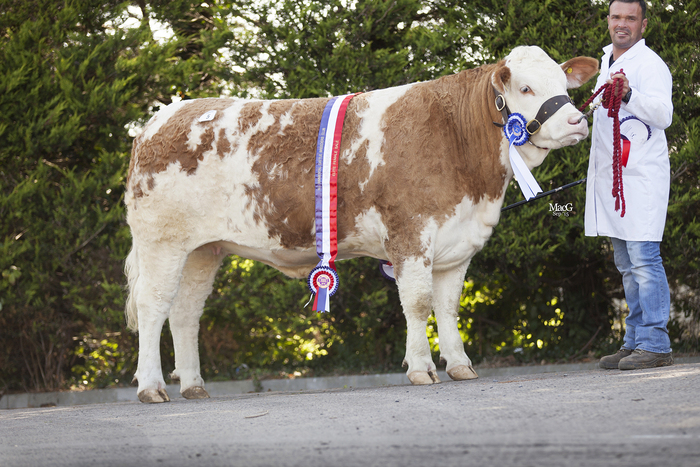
[520,86,532,94]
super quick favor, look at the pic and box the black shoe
[599,348,633,369]
[618,349,673,370]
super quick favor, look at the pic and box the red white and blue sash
[308,94,357,312]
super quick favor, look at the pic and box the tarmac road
[1,363,699,467]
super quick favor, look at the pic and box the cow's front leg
[432,264,478,381]
[168,248,223,399]
[397,257,440,385]
[133,245,189,403]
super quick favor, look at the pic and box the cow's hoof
[408,370,441,385]
[182,386,210,399]
[447,365,478,381]
[138,388,170,403]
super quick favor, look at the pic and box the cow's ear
[492,62,511,93]
[561,57,599,89]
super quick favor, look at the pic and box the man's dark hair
[609,0,647,18]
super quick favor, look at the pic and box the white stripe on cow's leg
[397,257,440,385]
[432,264,478,381]
[168,247,223,399]
[133,245,189,404]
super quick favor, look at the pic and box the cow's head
[492,46,599,167]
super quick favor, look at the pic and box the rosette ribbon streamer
[504,113,543,200]
[307,93,357,312]
[379,260,395,281]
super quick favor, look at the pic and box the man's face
[608,1,647,53]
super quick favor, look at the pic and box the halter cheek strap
[493,91,510,127]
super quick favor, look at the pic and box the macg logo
[549,202,574,217]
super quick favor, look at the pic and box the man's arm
[609,62,673,130]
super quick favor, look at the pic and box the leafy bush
[1,0,697,395]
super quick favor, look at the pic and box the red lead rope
[579,70,627,217]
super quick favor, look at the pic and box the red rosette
[307,266,339,296]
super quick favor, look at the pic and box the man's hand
[607,72,630,96]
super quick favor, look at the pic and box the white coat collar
[603,39,647,65]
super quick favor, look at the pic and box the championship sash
[307,94,357,312]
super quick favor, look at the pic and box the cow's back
[127,97,322,254]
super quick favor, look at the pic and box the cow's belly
[202,208,388,278]
[199,238,383,279]
[129,195,385,280]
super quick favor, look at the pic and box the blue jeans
[611,238,671,354]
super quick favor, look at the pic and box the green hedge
[1,0,697,394]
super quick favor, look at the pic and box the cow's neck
[428,64,510,204]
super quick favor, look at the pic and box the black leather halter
[493,88,574,135]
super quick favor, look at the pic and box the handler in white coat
[585,0,674,370]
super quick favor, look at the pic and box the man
[584,0,674,370]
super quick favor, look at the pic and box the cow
[124,46,598,403]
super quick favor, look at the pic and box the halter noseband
[493,89,574,136]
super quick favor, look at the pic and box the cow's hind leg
[169,247,223,399]
[432,264,478,381]
[398,257,440,385]
[133,245,189,403]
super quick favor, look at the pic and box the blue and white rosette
[504,113,542,200]
[504,112,529,146]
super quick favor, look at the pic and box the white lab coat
[584,39,673,241]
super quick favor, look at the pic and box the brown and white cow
[125,46,598,403]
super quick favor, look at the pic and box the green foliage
[195,256,404,380]
[229,0,477,97]
[0,0,235,392]
[1,0,698,394]
[71,333,128,389]
[0,156,130,390]
[648,0,700,351]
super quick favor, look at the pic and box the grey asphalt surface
[2,362,699,467]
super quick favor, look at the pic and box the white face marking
[503,46,588,160]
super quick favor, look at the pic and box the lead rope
[579,71,626,217]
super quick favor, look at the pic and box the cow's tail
[124,245,139,332]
